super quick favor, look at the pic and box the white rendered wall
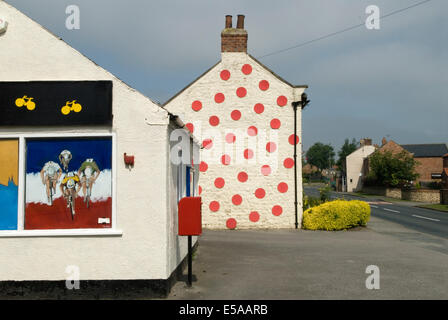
[166,124,199,276]
[346,145,376,192]
[0,1,181,281]
[165,52,305,229]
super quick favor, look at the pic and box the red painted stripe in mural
[25,197,112,230]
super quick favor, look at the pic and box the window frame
[0,132,121,237]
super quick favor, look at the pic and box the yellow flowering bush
[302,200,370,231]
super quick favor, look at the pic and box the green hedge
[302,200,370,231]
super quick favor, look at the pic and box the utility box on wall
[178,197,202,236]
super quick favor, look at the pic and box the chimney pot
[237,15,245,29]
[225,15,232,28]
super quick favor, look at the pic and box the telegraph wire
[257,0,434,59]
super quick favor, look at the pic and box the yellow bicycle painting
[15,96,36,110]
[61,100,82,115]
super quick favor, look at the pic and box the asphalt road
[304,185,448,239]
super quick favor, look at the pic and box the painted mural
[0,139,19,230]
[25,137,112,229]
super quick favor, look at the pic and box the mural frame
[0,132,120,237]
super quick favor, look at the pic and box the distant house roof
[401,144,448,157]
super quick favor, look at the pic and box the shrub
[302,200,371,231]
[303,195,322,210]
[319,185,331,202]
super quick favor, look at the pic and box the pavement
[168,216,448,299]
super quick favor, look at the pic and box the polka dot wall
[165,52,305,229]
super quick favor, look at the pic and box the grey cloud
[5,0,448,152]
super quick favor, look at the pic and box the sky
[5,0,448,154]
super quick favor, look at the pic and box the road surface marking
[412,215,440,222]
[370,205,378,208]
[383,208,400,213]
[367,201,393,205]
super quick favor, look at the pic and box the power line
[257,0,434,59]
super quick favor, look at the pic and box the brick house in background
[371,138,448,184]
[164,15,309,229]
[401,144,448,183]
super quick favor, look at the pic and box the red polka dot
[277,95,288,107]
[278,182,288,193]
[247,126,258,136]
[259,80,269,91]
[192,100,202,112]
[284,158,294,169]
[226,218,237,229]
[199,161,208,172]
[198,185,202,195]
[266,142,277,153]
[215,93,225,103]
[202,139,213,149]
[270,118,281,129]
[231,110,242,121]
[214,177,225,189]
[261,165,271,176]
[209,201,220,212]
[232,194,242,205]
[249,211,260,222]
[289,134,299,145]
[272,205,283,216]
[237,172,248,182]
[209,115,220,126]
[185,123,194,133]
[254,103,264,114]
[231,111,243,121]
[221,154,231,165]
[220,70,230,80]
[244,149,254,159]
[236,87,247,98]
[242,64,252,75]
[225,133,236,143]
[255,188,266,199]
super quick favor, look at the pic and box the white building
[165,15,309,229]
[346,139,376,192]
[0,1,199,297]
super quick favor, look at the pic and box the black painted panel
[0,81,112,126]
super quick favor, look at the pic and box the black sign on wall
[0,81,113,126]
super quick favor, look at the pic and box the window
[0,139,19,230]
[177,162,184,203]
[0,133,119,236]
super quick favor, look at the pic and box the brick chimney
[381,137,387,146]
[221,15,248,53]
[360,138,372,147]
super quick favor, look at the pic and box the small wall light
[124,153,135,167]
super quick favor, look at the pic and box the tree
[366,150,419,187]
[306,142,335,171]
[337,138,358,172]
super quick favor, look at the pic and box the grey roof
[401,144,448,157]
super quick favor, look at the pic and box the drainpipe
[292,93,310,229]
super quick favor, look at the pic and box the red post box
[178,197,202,236]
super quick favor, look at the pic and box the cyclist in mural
[60,172,81,219]
[40,160,62,205]
[78,158,101,208]
[58,149,72,172]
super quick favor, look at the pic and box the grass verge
[417,204,448,212]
